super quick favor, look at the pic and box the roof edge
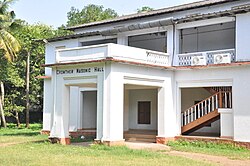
[66,0,238,30]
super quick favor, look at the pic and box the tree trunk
[25,51,30,128]
[15,110,20,128]
[0,81,6,128]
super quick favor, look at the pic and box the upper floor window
[179,22,235,54]
[128,32,167,53]
[81,38,117,47]
[55,46,66,50]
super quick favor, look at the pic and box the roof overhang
[47,3,250,43]
[66,0,238,30]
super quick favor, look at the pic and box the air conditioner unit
[191,55,207,66]
[213,53,231,64]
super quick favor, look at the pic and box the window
[179,22,235,53]
[55,46,66,50]
[128,32,167,52]
[138,101,151,124]
[81,38,117,47]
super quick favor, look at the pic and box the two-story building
[42,0,250,146]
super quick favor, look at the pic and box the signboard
[56,67,104,75]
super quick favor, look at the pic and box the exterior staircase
[181,90,232,135]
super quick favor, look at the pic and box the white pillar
[49,77,70,144]
[123,89,129,131]
[157,79,176,144]
[102,64,124,144]
[219,109,233,138]
[60,86,70,139]
[96,75,104,140]
[69,86,80,132]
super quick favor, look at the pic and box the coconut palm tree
[0,0,20,128]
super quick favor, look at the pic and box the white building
[42,0,250,146]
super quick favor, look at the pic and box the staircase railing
[211,86,232,93]
[181,91,232,127]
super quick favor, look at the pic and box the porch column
[69,86,80,132]
[96,74,104,140]
[50,82,70,145]
[102,64,124,145]
[157,79,176,144]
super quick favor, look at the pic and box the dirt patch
[167,150,250,166]
[125,141,170,151]
[125,142,250,166]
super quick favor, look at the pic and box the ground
[0,124,250,166]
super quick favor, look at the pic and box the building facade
[42,0,250,145]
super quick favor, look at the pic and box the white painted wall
[236,12,250,61]
[176,65,250,142]
[111,63,177,138]
[123,89,129,131]
[82,91,97,129]
[42,79,52,131]
[69,86,80,131]
[194,120,220,135]
[128,89,157,130]
[181,88,211,111]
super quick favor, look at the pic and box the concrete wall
[194,120,220,135]
[42,79,52,131]
[82,91,97,129]
[128,89,157,130]
[236,12,250,61]
[181,88,211,111]
[176,65,250,142]
[112,63,177,138]
[123,89,129,131]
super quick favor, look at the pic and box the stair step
[125,137,156,143]
[124,134,156,139]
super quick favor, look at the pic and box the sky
[11,0,200,28]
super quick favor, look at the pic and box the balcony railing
[56,43,170,67]
[178,49,236,66]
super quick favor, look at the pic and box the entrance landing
[124,130,157,143]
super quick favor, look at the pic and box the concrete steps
[124,133,156,143]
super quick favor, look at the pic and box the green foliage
[0,123,42,135]
[66,4,118,27]
[0,0,20,61]
[137,6,154,13]
[1,20,70,123]
[168,139,246,151]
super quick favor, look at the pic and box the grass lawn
[168,139,250,160]
[0,124,214,166]
[0,123,47,145]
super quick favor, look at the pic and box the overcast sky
[11,0,200,28]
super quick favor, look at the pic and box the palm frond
[0,29,20,61]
